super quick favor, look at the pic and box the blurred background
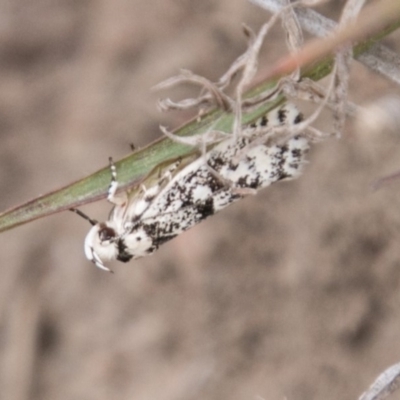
[1,1,400,400]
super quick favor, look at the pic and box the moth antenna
[70,208,98,226]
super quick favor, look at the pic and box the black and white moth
[79,103,309,272]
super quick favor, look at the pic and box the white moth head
[83,221,133,273]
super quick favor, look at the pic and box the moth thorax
[121,228,155,259]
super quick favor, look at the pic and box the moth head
[71,208,133,272]
[84,222,120,272]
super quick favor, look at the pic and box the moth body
[82,104,309,271]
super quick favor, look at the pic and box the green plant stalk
[0,17,399,233]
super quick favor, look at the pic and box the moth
[75,103,309,272]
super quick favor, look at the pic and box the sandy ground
[1,1,400,400]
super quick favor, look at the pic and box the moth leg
[136,160,182,207]
[161,159,182,182]
[140,184,147,194]
[107,157,128,206]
